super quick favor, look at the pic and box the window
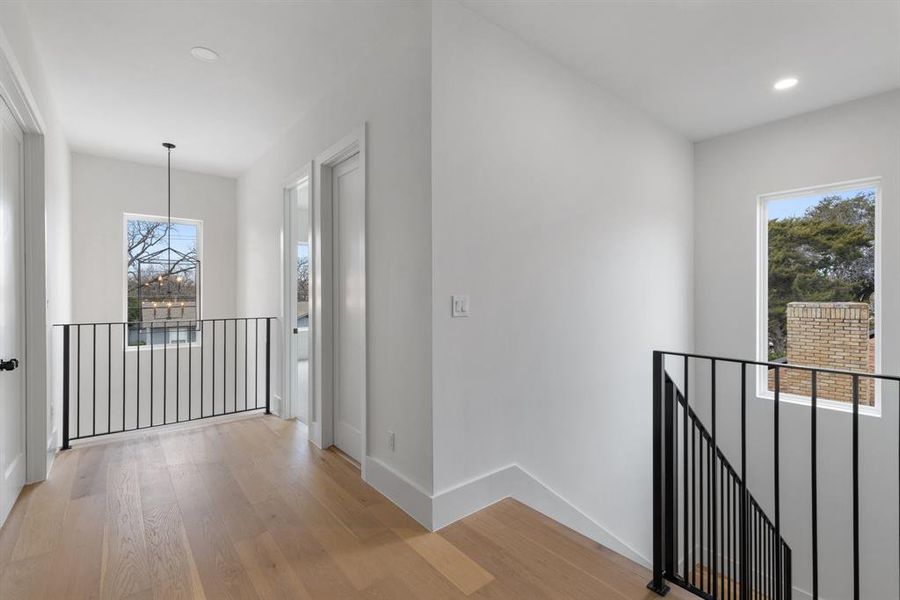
[758,181,879,407]
[125,214,201,346]
[297,242,309,329]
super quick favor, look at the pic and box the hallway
[0,416,688,599]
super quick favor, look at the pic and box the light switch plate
[452,295,470,317]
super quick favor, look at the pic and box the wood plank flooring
[0,416,692,599]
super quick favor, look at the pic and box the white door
[332,153,364,462]
[0,96,26,526]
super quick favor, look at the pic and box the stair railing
[648,350,900,600]
[54,317,275,448]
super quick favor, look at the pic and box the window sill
[125,342,203,352]
[756,391,881,418]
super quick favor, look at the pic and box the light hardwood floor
[0,415,692,599]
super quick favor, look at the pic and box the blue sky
[142,221,197,256]
[768,187,875,220]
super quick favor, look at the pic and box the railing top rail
[657,349,900,383]
[53,316,277,328]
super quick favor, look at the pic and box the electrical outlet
[388,431,395,451]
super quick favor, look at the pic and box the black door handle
[293,328,299,334]
[0,358,19,371]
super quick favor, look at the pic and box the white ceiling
[461,0,900,141]
[22,1,420,176]
[21,1,900,176]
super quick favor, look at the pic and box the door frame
[282,163,311,422]
[310,124,367,477]
[0,31,52,484]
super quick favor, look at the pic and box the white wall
[0,3,72,474]
[431,1,694,562]
[71,152,237,322]
[694,90,900,599]
[235,4,432,491]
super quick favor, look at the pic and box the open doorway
[284,173,310,423]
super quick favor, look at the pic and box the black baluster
[188,320,192,420]
[107,324,111,434]
[176,321,180,422]
[62,325,70,450]
[747,501,759,598]
[774,367,781,600]
[725,470,730,599]
[92,324,97,436]
[771,520,775,600]
[648,351,669,595]
[266,318,271,414]
[233,320,238,413]
[757,507,762,600]
[763,523,772,598]
[255,318,259,408]
[692,420,697,588]
[741,363,749,600]
[122,323,126,432]
[783,544,791,600]
[77,324,81,439]
[852,374,860,600]
[700,427,705,591]
[164,321,168,425]
[711,360,718,598]
[811,370,819,600]
[223,319,227,414]
[683,357,690,584]
[136,323,141,429]
[212,319,217,415]
[201,320,205,418]
[664,377,676,578]
[244,319,248,410]
[707,436,712,593]
[150,322,155,427]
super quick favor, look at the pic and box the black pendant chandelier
[133,143,202,324]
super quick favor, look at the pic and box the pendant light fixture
[133,143,201,324]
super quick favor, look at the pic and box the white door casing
[0,95,25,525]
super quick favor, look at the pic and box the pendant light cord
[167,144,172,268]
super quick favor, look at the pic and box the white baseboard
[432,464,652,568]
[273,394,283,416]
[45,427,58,478]
[431,464,522,530]
[330,456,651,568]
[68,410,267,448]
[364,457,651,569]
[364,456,433,527]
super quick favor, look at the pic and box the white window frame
[122,212,204,349]
[756,177,882,416]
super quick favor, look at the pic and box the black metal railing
[649,350,900,600]
[55,317,274,449]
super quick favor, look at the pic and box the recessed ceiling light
[773,77,799,91]
[190,46,219,62]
